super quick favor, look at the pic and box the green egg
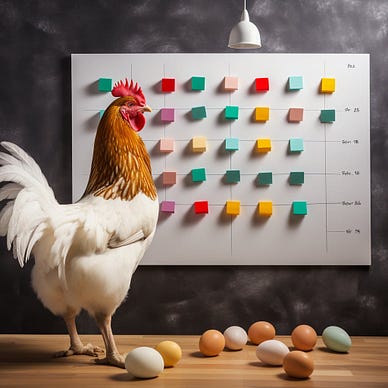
[322,326,352,353]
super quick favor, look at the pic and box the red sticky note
[161,78,175,92]
[255,78,269,92]
[194,201,209,214]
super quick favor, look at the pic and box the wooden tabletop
[0,335,387,387]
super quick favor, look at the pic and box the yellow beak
[142,105,152,113]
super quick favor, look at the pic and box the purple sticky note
[160,200,175,213]
[161,108,175,122]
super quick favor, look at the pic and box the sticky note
[225,106,239,120]
[225,138,239,151]
[160,201,175,213]
[257,172,273,185]
[192,136,207,152]
[191,106,207,120]
[98,78,112,92]
[225,170,240,183]
[288,108,304,122]
[256,138,272,153]
[161,78,175,92]
[159,138,175,153]
[255,78,269,92]
[224,76,239,91]
[99,110,105,118]
[255,107,270,122]
[162,171,177,185]
[288,76,303,91]
[226,200,241,215]
[194,201,209,214]
[191,168,206,182]
[292,201,308,215]
[191,76,205,91]
[161,108,175,122]
[320,109,336,123]
[289,138,304,153]
[320,78,336,93]
[258,201,273,217]
[289,171,304,185]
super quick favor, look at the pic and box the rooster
[0,79,158,368]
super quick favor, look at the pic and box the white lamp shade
[228,9,261,49]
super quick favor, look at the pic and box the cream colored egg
[125,347,164,379]
[224,326,248,350]
[256,339,290,366]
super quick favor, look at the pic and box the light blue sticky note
[288,76,303,91]
[225,138,239,151]
[289,138,304,153]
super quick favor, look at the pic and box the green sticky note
[257,172,273,185]
[288,76,303,91]
[191,76,205,91]
[290,171,304,185]
[225,170,240,183]
[98,78,112,92]
[289,138,304,152]
[225,106,239,120]
[320,109,336,123]
[293,201,308,215]
[191,168,206,182]
[191,106,207,120]
[225,138,239,151]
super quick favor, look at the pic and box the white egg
[223,326,248,350]
[256,339,290,366]
[125,347,164,379]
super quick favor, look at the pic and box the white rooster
[0,79,159,368]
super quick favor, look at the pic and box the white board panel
[71,53,370,265]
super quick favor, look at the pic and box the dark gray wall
[0,0,387,336]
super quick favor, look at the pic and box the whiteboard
[71,53,370,265]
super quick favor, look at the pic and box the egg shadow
[109,372,159,382]
[190,351,207,358]
[277,372,311,381]
[317,346,348,354]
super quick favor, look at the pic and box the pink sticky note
[224,76,239,91]
[160,138,175,152]
[161,108,175,122]
[161,201,175,213]
[288,108,304,123]
[162,171,177,185]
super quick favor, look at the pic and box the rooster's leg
[94,313,125,368]
[54,312,104,358]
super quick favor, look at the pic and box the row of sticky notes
[159,107,336,123]
[159,137,305,154]
[161,170,305,185]
[160,200,308,216]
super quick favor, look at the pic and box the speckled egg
[256,339,290,366]
[125,347,164,379]
[322,326,352,353]
[223,326,248,350]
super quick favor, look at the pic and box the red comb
[111,78,146,105]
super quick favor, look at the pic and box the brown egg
[199,329,225,356]
[248,321,276,345]
[291,324,317,351]
[283,350,314,379]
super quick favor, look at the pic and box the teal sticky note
[225,138,239,151]
[257,172,273,185]
[191,168,206,182]
[293,201,308,215]
[99,110,105,118]
[225,170,240,183]
[225,106,239,120]
[288,76,303,91]
[289,171,305,185]
[191,106,207,120]
[289,138,304,153]
[191,76,205,91]
[320,109,336,123]
[98,78,112,92]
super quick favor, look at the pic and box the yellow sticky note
[258,201,273,217]
[226,200,240,215]
[192,136,207,152]
[320,78,336,93]
[256,138,272,153]
[255,107,270,122]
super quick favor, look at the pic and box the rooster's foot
[95,352,125,368]
[54,343,104,358]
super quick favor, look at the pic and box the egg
[125,347,164,379]
[155,340,182,367]
[256,339,290,366]
[322,326,352,353]
[248,321,276,345]
[199,329,225,356]
[291,324,317,351]
[283,350,314,379]
[223,326,248,350]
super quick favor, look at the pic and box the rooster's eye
[126,102,135,107]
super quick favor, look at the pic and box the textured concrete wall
[0,0,387,335]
